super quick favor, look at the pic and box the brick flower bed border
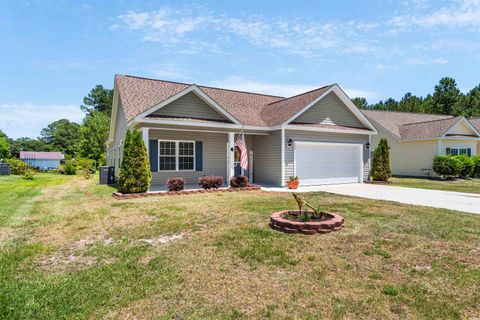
[269,210,344,235]
[112,185,261,200]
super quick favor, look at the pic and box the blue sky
[1,0,480,138]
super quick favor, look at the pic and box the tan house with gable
[363,110,480,177]
[106,75,378,189]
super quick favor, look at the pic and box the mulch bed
[112,185,261,200]
[269,210,344,235]
[364,180,393,185]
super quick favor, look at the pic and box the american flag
[235,133,248,170]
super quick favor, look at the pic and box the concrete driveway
[262,184,480,215]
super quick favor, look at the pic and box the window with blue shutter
[467,148,471,157]
[149,140,158,172]
[195,141,203,171]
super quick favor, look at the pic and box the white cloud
[208,76,375,99]
[407,57,449,65]
[112,8,380,57]
[390,0,480,29]
[0,103,84,139]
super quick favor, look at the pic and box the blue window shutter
[195,141,203,171]
[149,140,158,172]
[467,148,471,157]
[446,148,451,156]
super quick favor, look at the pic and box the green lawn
[1,173,479,319]
[389,176,480,194]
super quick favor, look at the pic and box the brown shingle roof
[116,75,284,125]
[260,86,333,126]
[471,118,480,132]
[361,110,455,140]
[115,75,344,128]
[399,117,461,140]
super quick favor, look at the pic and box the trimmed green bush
[21,167,37,180]
[5,158,28,175]
[454,155,475,178]
[63,160,77,175]
[118,129,151,193]
[432,156,463,179]
[473,156,480,178]
[371,138,391,181]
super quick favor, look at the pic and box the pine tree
[371,138,391,181]
[118,129,151,193]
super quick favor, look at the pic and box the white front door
[295,141,363,186]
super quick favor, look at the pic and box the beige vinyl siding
[292,92,366,128]
[447,121,476,136]
[149,129,227,185]
[284,130,370,181]
[151,92,230,122]
[252,130,282,186]
[370,126,438,177]
[111,99,128,178]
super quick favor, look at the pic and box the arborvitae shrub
[118,129,152,193]
[371,138,391,181]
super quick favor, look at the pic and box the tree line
[352,77,480,118]
[0,85,113,164]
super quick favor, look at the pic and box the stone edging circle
[113,185,261,200]
[269,210,344,235]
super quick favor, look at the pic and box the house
[19,151,64,170]
[471,117,480,153]
[106,75,377,188]
[362,110,480,177]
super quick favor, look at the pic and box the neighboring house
[106,75,377,188]
[471,118,480,154]
[363,110,480,177]
[19,151,64,170]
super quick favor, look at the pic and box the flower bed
[112,185,261,200]
[269,210,344,235]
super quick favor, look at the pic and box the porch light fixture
[287,139,294,148]
[365,142,370,149]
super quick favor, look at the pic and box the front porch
[139,125,274,190]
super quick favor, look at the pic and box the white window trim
[158,139,196,172]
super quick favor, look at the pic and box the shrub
[74,157,96,173]
[57,164,65,174]
[371,138,391,181]
[21,167,36,180]
[167,177,185,191]
[5,158,28,175]
[230,175,248,188]
[432,156,463,179]
[63,160,77,175]
[118,129,152,193]
[473,156,480,178]
[199,176,223,189]
[454,155,475,178]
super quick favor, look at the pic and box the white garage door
[295,142,363,186]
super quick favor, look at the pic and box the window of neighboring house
[446,147,471,156]
[158,140,195,171]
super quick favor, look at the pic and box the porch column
[227,132,235,183]
[142,127,149,155]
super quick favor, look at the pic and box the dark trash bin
[0,163,10,176]
[99,166,115,185]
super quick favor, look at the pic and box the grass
[389,176,480,194]
[0,173,479,319]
